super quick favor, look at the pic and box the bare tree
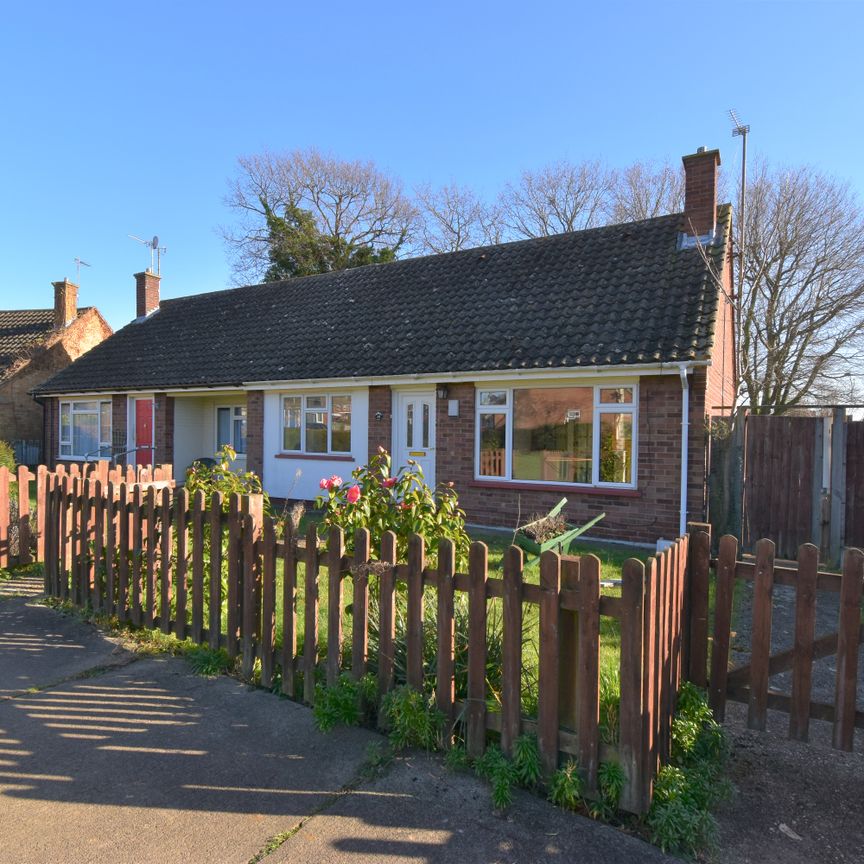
[221,148,416,283]
[607,160,684,223]
[414,182,502,253]
[738,162,864,412]
[497,160,614,238]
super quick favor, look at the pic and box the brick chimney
[682,146,721,238]
[52,278,78,329]
[135,270,161,319]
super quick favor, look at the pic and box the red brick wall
[705,232,737,416]
[682,149,720,237]
[112,395,127,463]
[246,390,264,478]
[135,271,160,318]
[368,386,392,457]
[154,394,174,466]
[43,397,58,467]
[421,376,708,545]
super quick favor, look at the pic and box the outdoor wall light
[374,411,385,421]
[436,384,449,400]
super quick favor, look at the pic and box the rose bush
[315,448,470,566]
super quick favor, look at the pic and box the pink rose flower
[319,477,329,490]
[329,474,343,488]
[346,485,361,504]
[382,477,396,489]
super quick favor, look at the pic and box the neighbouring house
[0,280,112,461]
[34,147,735,545]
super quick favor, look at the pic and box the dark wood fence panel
[743,416,817,558]
[846,420,864,549]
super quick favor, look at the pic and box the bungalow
[34,147,735,545]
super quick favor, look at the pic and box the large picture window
[216,406,247,455]
[59,399,112,459]
[476,384,636,487]
[281,394,352,455]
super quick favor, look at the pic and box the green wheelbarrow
[513,498,605,567]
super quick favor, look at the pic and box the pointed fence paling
[39,472,692,814]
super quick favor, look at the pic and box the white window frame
[215,405,247,456]
[280,393,353,455]
[58,398,113,460]
[474,382,639,489]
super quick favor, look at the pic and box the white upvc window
[475,383,638,488]
[281,394,352,454]
[216,405,247,455]
[59,399,113,459]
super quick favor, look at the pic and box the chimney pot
[52,278,78,329]
[682,147,721,237]
[134,269,161,319]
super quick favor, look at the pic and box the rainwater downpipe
[678,364,690,538]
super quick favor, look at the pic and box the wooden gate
[688,528,864,751]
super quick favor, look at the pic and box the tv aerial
[128,234,167,274]
[73,257,91,283]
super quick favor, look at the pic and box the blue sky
[0,0,860,331]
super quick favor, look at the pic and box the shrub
[548,759,583,811]
[646,682,730,856]
[316,448,470,566]
[380,685,444,750]
[0,441,15,473]
[313,673,378,732]
[185,445,270,513]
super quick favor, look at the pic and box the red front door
[135,399,154,466]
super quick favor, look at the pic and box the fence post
[208,492,223,650]
[709,534,738,720]
[685,523,711,687]
[36,465,46,563]
[789,543,818,741]
[559,557,580,731]
[377,531,397,709]
[174,488,188,640]
[281,519,297,698]
[303,522,320,704]
[406,533,425,690]
[832,547,864,751]
[577,555,600,795]
[352,528,371,681]
[0,465,9,569]
[537,550,561,778]
[619,557,646,813]
[466,541,488,759]
[501,545,524,757]
[17,465,32,566]
[435,537,455,739]
[92,479,104,610]
[747,538,776,731]
[326,526,345,687]
[145,486,157,627]
[260,515,276,689]
[130,484,142,625]
[159,487,173,634]
[226,494,241,658]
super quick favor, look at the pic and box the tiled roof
[36,207,731,394]
[0,309,58,370]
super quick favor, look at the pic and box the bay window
[59,399,112,459]
[281,394,352,454]
[475,384,637,487]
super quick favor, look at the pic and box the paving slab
[0,656,378,864]
[0,597,128,697]
[270,753,670,864]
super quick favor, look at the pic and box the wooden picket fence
[0,461,173,569]
[686,528,864,752]
[38,471,691,814]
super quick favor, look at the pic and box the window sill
[274,453,355,462]
[469,479,641,498]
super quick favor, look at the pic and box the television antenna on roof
[73,257,91,283]
[727,108,750,349]
[128,234,167,274]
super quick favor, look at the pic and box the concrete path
[0,576,669,864]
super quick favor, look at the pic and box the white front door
[393,391,436,486]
